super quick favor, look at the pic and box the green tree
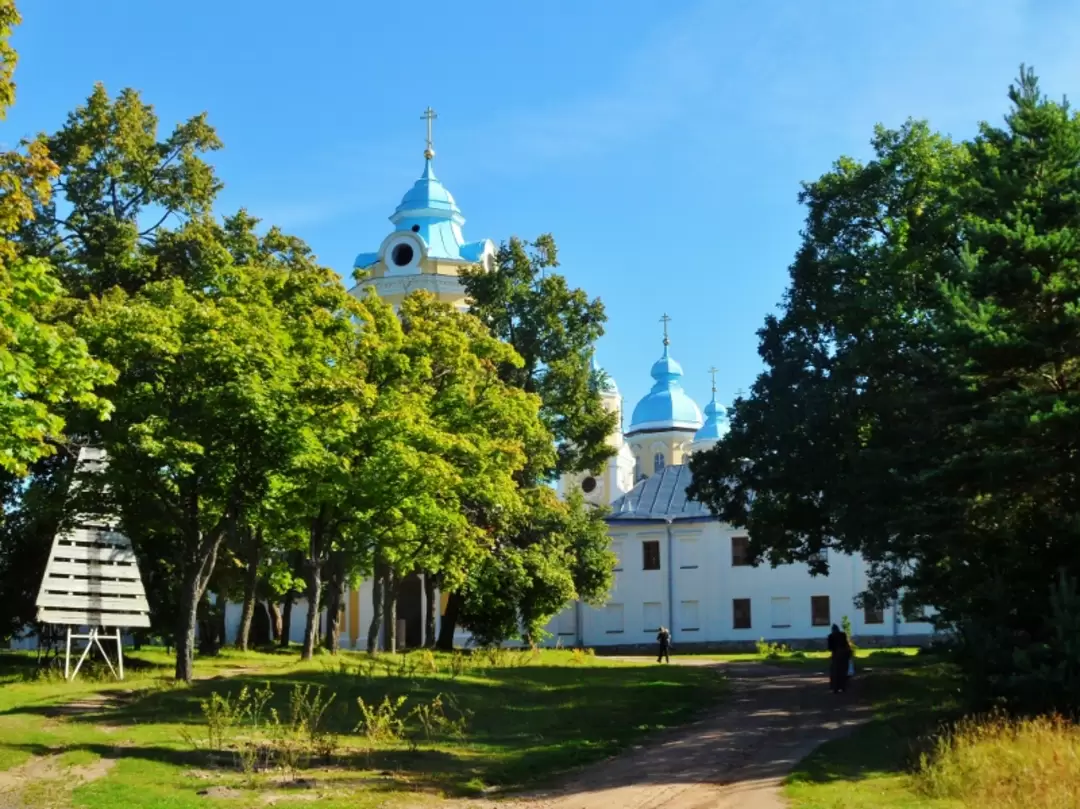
[457,488,614,646]
[0,3,113,475]
[76,255,307,681]
[688,69,1080,708]
[460,235,617,480]
[439,235,618,647]
[19,82,222,299]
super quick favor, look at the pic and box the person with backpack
[656,626,672,663]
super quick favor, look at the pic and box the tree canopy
[688,67,1080,709]
[1,13,616,668]
[0,2,113,475]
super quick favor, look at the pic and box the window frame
[810,595,831,627]
[642,539,661,571]
[732,598,752,630]
[770,596,792,629]
[731,536,751,567]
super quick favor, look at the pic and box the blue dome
[628,345,703,433]
[393,159,462,222]
[693,395,728,443]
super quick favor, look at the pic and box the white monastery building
[267,115,933,652]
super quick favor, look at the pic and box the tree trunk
[175,569,202,682]
[423,574,437,648]
[280,592,294,648]
[367,558,387,654]
[323,556,345,654]
[301,561,323,660]
[383,570,398,655]
[175,529,226,683]
[268,600,282,643]
[235,527,262,651]
[436,591,462,651]
[301,507,333,661]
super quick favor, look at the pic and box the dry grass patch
[916,712,1080,809]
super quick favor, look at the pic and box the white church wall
[579,520,936,648]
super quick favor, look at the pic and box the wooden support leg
[64,627,72,681]
[70,628,95,681]
[92,629,118,680]
[116,628,124,681]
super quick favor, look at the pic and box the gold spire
[421,106,437,159]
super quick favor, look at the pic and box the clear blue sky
[8,1,1080,421]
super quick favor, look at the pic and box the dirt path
[451,659,872,809]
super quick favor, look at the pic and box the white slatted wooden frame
[35,448,151,681]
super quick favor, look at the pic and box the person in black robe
[656,626,671,663]
[827,623,852,693]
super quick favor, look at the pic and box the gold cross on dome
[660,313,671,345]
[421,107,438,158]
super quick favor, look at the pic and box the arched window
[653,452,665,474]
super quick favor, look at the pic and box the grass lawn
[667,646,933,670]
[0,646,728,809]
[784,659,964,808]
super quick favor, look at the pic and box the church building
[217,111,935,651]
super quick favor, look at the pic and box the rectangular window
[733,598,752,630]
[643,602,663,632]
[864,604,884,625]
[731,536,751,567]
[611,540,624,572]
[679,600,699,632]
[557,608,576,636]
[677,536,699,569]
[605,603,624,634]
[811,595,831,627]
[770,596,791,629]
[643,540,661,570]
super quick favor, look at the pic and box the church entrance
[394,574,423,649]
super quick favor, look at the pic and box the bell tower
[348,108,495,312]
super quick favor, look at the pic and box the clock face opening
[581,476,597,494]
[391,243,415,267]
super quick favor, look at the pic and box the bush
[916,712,1080,808]
[180,683,337,777]
[954,571,1080,713]
[755,639,791,659]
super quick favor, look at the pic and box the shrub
[354,695,409,745]
[417,649,439,675]
[916,712,1080,808]
[180,683,336,777]
[954,571,1080,713]
[449,652,467,680]
[841,615,858,654]
[755,639,791,659]
[407,693,471,750]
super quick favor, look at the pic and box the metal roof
[606,464,716,523]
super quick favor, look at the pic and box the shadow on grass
[787,663,961,786]
[0,661,729,794]
[0,739,481,796]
